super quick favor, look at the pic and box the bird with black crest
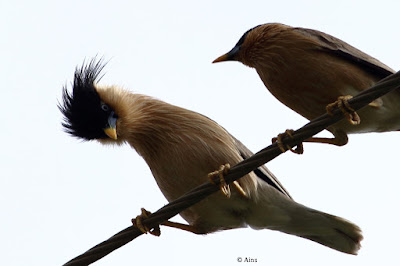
[59,58,362,254]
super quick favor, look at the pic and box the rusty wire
[63,71,400,266]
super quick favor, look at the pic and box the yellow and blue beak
[103,111,118,140]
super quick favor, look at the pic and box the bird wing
[293,27,395,79]
[195,111,292,199]
[232,136,292,199]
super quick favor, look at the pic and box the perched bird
[59,59,362,254]
[213,23,399,146]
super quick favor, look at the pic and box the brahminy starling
[59,59,362,254]
[213,23,399,146]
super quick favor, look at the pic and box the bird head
[59,59,119,141]
[212,23,289,68]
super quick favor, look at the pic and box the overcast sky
[2,1,400,265]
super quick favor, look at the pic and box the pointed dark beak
[212,45,240,63]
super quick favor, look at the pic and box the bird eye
[101,103,110,112]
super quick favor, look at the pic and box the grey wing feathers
[195,112,292,199]
[293,27,395,79]
[232,136,292,199]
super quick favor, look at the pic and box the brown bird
[59,59,362,254]
[213,23,399,146]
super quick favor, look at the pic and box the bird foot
[208,163,231,198]
[326,95,360,125]
[208,164,248,198]
[131,208,161,236]
[272,129,304,154]
[208,163,236,198]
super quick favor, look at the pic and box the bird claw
[326,95,361,125]
[131,208,161,236]
[208,163,234,198]
[272,129,304,154]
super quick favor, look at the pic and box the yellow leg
[131,208,161,236]
[208,164,248,198]
[326,95,360,125]
[303,129,349,146]
[208,164,231,198]
[273,128,348,148]
[161,221,205,234]
[303,135,348,146]
[272,129,304,154]
[232,181,248,198]
[132,208,208,235]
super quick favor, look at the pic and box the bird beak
[104,112,118,140]
[212,45,240,63]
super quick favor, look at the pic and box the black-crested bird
[59,59,362,254]
[213,23,399,146]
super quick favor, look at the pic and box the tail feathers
[247,181,362,254]
[287,210,363,255]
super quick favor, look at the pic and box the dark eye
[101,103,110,112]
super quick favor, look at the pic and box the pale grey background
[2,1,399,265]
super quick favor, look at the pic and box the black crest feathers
[59,58,110,140]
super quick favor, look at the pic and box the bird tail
[248,180,362,254]
[248,179,363,254]
[279,207,363,254]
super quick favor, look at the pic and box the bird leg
[272,129,304,154]
[208,163,231,198]
[232,181,247,198]
[208,164,248,198]
[302,133,348,146]
[131,208,205,235]
[326,95,361,125]
[283,96,355,147]
[131,208,161,236]
[161,221,205,234]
